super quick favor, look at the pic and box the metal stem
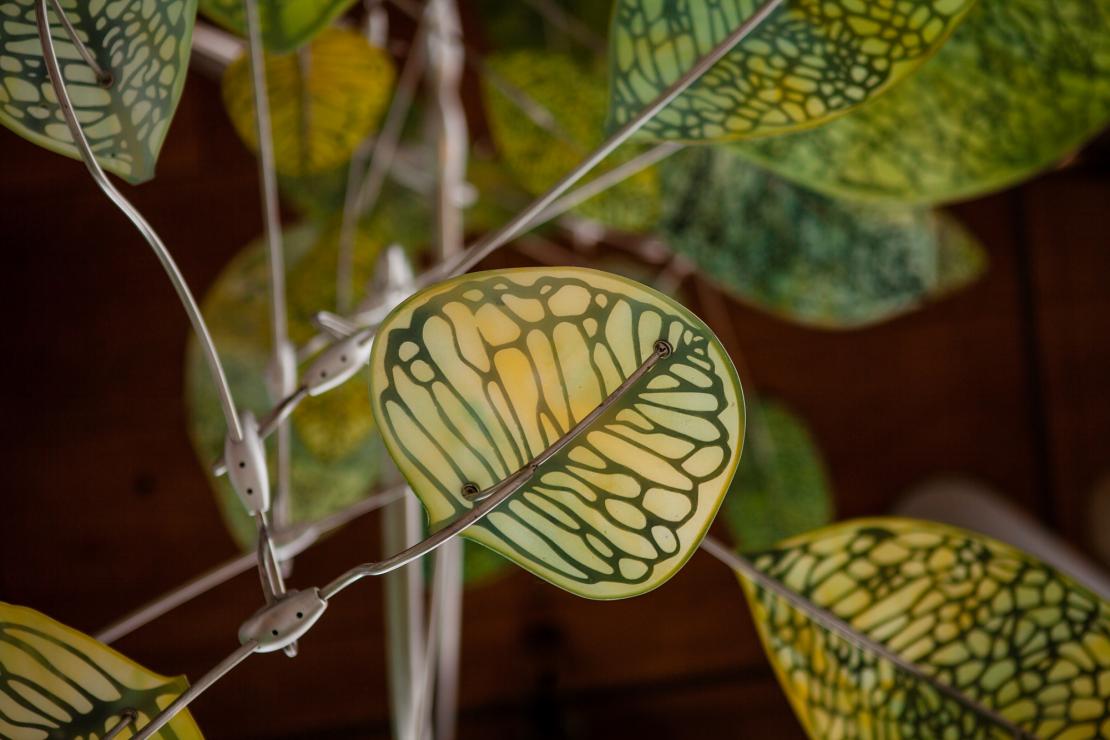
[320,341,670,599]
[697,537,1031,739]
[45,0,112,84]
[243,0,295,537]
[418,0,786,288]
[33,0,244,442]
[133,641,259,739]
[102,709,136,739]
[336,9,430,312]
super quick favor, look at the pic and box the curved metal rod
[45,0,111,84]
[698,537,1031,739]
[321,341,670,599]
[33,0,243,441]
[133,641,259,739]
[416,0,786,289]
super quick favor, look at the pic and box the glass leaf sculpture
[607,0,976,142]
[735,0,1110,204]
[221,28,395,178]
[736,518,1110,738]
[370,267,745,599]
[0,602,203,739]
[198,0,355,53]
[0,0,198,183]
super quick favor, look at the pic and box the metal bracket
[238,589,328,653]
[224,411,270,514]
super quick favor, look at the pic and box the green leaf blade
[734,0,1110,204]
[0,602,204,739]
[0,0,198,183]
[607,0,977,143]
[370,267,746,600]
[735,518,1110,738]
[659,149,987,328]
[198,0,357,53]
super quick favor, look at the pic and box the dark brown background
[2,37,1109,739]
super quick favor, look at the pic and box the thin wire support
[243,0,296,542]
[336,9,430,312]
[102,709,136,739]
[33,0,244,442]
[133,641,260,739]
[417,0,786,288]
[320,339,671,599]
[697,537,1032,739]
[46,0,111,84]
[95,486,406,645]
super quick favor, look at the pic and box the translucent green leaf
[734,0,1110,204]
[370,267,745,599]
[483,50,662,232]
[463,540,512,587]
[186,222,398,548]
[0,602,203,739]
[723,400,833,552]
[221,28,394,178]
[735,518,1110,738]
[0,0,197,183]
[659,148,987,328]
[198,0,355,53]
[607,0,976,142]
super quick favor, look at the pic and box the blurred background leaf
[734,0,1110,204]
[199,0,356,53]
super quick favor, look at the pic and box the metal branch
[320,340,671,599]
[33,0,244,442]
[95,486,406,644]
[45,0,111,84]
[418,0,787,288]
[133,641,260,739]
[698,537,1031,739]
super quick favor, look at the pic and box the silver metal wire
[133,641,260,739]
[320,340,670,599]
[33,0,244,441]
[101,709,136,739]
[46,0,111,84]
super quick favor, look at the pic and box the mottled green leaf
[723,400,833,552]
[735,0,1110,204]
[484,50,662,232]
[186,221,399,548]
[198,0,355,53]
[734,518,1110,738]
[222,28,394,178]
[0,602,203,739]
[0,0,197,183]
[370,267,745,599]
[608,0,975,142]
[659,148,987,328]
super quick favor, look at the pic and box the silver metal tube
[697,537,1030,738]
[320,341,669,599]
[133,641,259,739]
[46,0,111,84]
[419,0,786,288]
[33,0,244,442]
[101,709,136,739]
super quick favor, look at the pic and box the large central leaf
[736,519,1110,737]
[0,0,197,183]
[735,0,1110,204]
[0,602,203,739]
[607,0,976,142]
[370,267,745,599]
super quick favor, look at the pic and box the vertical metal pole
[426,1,468,736]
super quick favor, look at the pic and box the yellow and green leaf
[370,267,745,599]
[483,50,662,232]
[186,221,411,548]
[221,28,395,179]
[0,602,203,739]
[735,518,1110,738]
[659,148,986,328]
[198,0,356,53]
[734,0,1110,204]
[723,400,833,552]
[607,0,976,142]
[0,0,197,183]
